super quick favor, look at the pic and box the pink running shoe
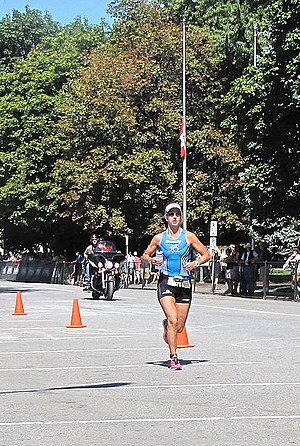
[162,319,168,344]
[169,355,182,370]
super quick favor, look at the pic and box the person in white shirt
[283,246,300,298]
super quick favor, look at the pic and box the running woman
[142,202,211,370]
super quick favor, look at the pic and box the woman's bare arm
[142,233,163,266]
[185,231,211,272]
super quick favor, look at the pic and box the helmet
[90,233,99,242]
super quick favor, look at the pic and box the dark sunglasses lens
[168,212,181,217]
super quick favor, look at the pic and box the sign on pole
[210,220,218,237]
[125,235,129,257]
[209,221,218,250]
[210,236,217,250]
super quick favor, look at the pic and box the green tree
[222,0,300,239]
[163,0,261,86]
[164,0,299,245]
[55,0,244,242]
[54,12,181,237]
[0,6,60,71]
[4,0,297,251]
[0,20,106,247]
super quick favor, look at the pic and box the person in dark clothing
[71,251,83,285]
[240,243,258,296]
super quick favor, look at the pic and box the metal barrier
[1,259,299,300]
[193,260,299,301]
[0,260,73,284]
[263,260,299,301]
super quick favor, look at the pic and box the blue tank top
[159,229,191,279]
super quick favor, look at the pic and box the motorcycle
[87,252,124,300]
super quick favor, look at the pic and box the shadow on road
[146,359,210,368]
[0,287,34,294]
[0,381,131,395]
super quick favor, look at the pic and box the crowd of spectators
[118,252,161,288]
[0,245,68,263]
[1,239,299,298]
[208,242,299,297]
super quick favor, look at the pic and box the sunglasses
[167,212,181,217]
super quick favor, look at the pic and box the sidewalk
[194,280,297,301]
[139,280,297,301]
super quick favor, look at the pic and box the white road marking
[0,361,263,372]
[0,319,64,322]
[0,335,135,342]
[190,325,223,330]
[0,347,166,355]
[0,415,299,426]
[125,382,300,390]
[0,327,64,331]
[233,337,300,347]
[1,381,299,394]
[0,327,146,333]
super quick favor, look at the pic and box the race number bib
[167,277,191,289]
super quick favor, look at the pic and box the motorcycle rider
[83,233,101,290]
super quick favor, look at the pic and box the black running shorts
[157,273,192,304]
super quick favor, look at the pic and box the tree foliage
[0,0,298,252]
[53,1,243,242]
[0,6,60,71]
[222,0,300,237]
[0,18,106,244]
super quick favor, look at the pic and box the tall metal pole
[253,23,257,67]
[182,18,187,229]
[251,22,257,249]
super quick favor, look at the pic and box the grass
[269,268,291,276]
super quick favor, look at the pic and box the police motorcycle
[86,241,124,300]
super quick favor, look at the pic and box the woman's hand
[184,260,199,272]
[151,257,163,266]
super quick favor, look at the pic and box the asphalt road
[0,280,299,445]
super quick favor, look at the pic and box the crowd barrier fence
[0,260,73,284]
[195,260,299,301]
[0,260,299,301]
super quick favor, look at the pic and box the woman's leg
[159,296,177,355]
[176,302,191,332]
[159,297,190,355]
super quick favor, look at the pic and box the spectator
[240,243,258,296]
[133,251,141,284]
[71,251,84,285]
[257,242,271,262]
[209,247,222,290]
[126,252,135,284]
[5,250,18,262]
[223,244,240,296]
[257,242,272,292]
[283,246,300,298]
[140,257,151,288]
[149,260,160,284]
[120,259,129,288]
[270,247,281,263]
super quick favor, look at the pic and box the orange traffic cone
[66,299,87,328]
[177,326,195,348]
[12,291,27,316]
